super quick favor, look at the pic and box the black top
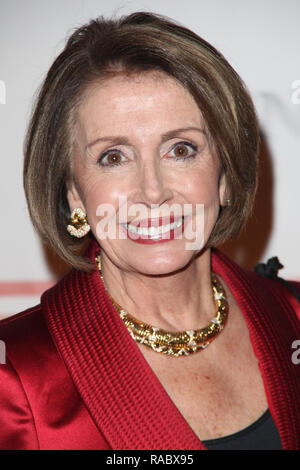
[203,409,282,450]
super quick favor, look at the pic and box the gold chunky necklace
[96,256,228,357]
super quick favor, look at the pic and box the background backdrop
[1,0,300,317]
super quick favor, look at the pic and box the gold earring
[67,208,90,238]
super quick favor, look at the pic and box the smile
[126,217,183,238]
[120,216,187,245]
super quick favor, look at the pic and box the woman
[0,12,299,451]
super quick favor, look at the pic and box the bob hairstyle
[24,11,259,271]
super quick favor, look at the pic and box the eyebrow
[161,127,206,141]
[85,127,206,150]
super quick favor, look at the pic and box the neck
[100,248,216,332]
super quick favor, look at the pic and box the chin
[130,251,194,277]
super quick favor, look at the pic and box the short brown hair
[24,12,259,271]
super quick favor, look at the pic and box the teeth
[126,218,183,237]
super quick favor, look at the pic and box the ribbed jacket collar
[42,242,300,450]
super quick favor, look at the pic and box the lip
[120,215,189,244]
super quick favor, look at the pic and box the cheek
[183,171,221,240]
[80,176,126,234]
[183,170,220,205]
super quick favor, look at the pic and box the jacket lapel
[212,249,300,450]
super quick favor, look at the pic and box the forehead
[77,71,204,137]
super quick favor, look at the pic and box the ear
[218,171,228,206]
[66,179,86,213]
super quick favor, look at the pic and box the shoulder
[212,248,300,322]
[0,303,43,335]
[0,302,63,390]
[0,302,65,379]
[0,302,59,374]
[245,270,300,321]
[0,304,51,359]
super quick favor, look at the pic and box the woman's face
[68,72,226,275]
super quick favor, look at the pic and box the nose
[134,159,173,207]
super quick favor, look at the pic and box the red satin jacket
[0,243,299,450]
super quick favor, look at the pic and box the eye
[98,149,126,167]
[168,141,198,160]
